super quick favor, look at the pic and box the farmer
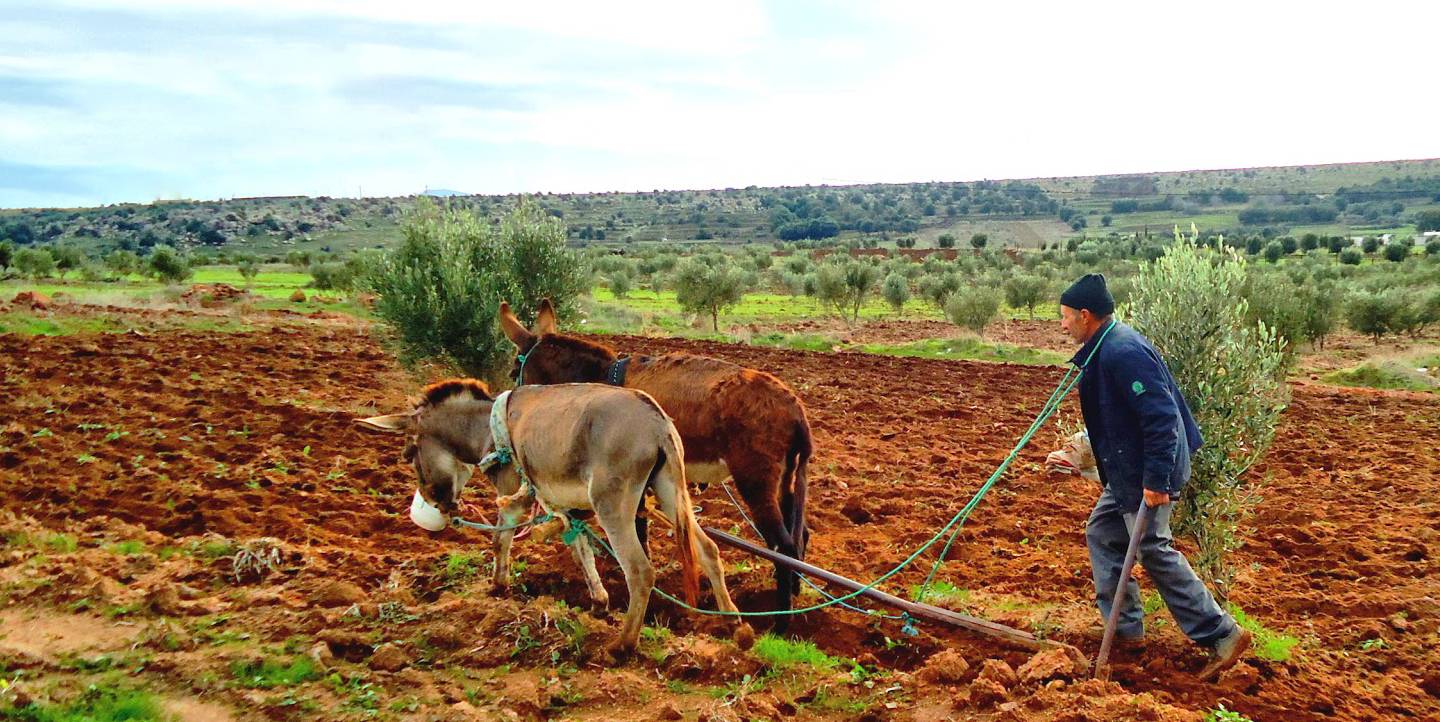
[1057,273,1251,680]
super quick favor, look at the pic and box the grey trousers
[1086,485,1235,647]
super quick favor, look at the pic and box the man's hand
[1143,488,1170,507]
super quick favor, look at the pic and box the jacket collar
[1069,319,1120,368]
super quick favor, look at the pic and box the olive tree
[1124,231,1288,599]
[363,199,586,381]
[882,273,910,316]
[674,255,748,332]
[943,285,1000,335]
[1002,274,1049,320]
[147,245,193,284]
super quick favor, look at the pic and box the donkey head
[498,299,615,385]
[355,380,496,520]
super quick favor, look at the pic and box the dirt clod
[975,658,1018,690]
[916,649,970,684]
[1017,647,1086,685]
[368,643,410,672]
[312,580,367,607]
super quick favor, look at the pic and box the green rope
[914,319,1114,603]
[452,511,555,533]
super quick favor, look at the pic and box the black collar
[605,357,631,386]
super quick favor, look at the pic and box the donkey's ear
[498,301,534,347]
[534,298,558,335]
[355,413,414,433]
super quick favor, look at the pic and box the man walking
[1057,273,1251,680]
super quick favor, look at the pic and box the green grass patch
[0,684,169,722]
[752,634,844,672]
[43,534,78,553]
[857,337,1066,366]
[1227,604,1299,662]
[230,656,320,688]
[1205,703,1255,722]
[190,539,237,559]
[751,332,838,353]
[1323,358,1438,393]
[442,552,484,583]
[0,313,126,336]
[106,540,146,556]
[908,580,971,607]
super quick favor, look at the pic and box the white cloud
[1,0,1438,206]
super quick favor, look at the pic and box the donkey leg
[490,528,517,594]
[568,532,610,611]
[593,493,654,655]
[731,461,798,630]
[690,517,739,613]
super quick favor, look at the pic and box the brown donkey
[500,300,812,625]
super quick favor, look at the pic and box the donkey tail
[784,418,813,560]
[650,424,700,607]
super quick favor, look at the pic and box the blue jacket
[1071,321,1203,511]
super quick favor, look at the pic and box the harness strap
[605,357,631,386]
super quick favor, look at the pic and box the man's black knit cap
[1060,273,1114,316]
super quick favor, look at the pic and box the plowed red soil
[2,315,1437,721]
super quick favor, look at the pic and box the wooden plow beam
[703,527,1085,659]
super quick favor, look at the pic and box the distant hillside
[2,158,1438,258]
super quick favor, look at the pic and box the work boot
[1198,627,1252,681]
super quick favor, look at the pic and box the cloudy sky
[3,0,1437,208]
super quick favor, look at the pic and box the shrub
[363,199,585,381]
[1241,271,1306,365]
[882,273,910,316]
[1391,290,1440,338]
[1296,280,1341,350]
[237,259,260,284]
[78,263,107,282]
[105,249,141,279]
[50,244,85,280]
[812,262,849,318]
[1339,248,1363,265]
[13,247,55,279]
[1126,231,1288,598]
[943,285,1000,335]
[1382,242,1410,262]
[1427,239,1440,256]
[1362,237,1380,254]
[936,233,956,249]
[147,245,192,284]
[1345,290,1403,342]
[1262,241,1284,263]
[286,250,312,270]
[916,271,961,312]
[309,261,355,291]
[0,240,13,271]
[839,259,881,322]
[674,255,748,332]
[606,270,633,299]
[970,233,988,250]
[1002,274,1048,319]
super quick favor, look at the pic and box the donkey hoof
[733,623,756,651]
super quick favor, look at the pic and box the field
[1,294,1438,722]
